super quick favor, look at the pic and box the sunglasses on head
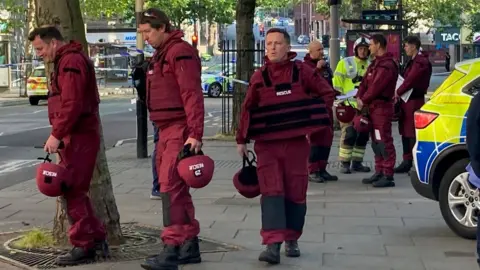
[143,11,157,18]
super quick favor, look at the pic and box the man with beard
[138,8,205,270]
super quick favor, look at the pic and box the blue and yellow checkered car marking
[414,58,479,183]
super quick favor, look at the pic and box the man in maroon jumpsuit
[303,40,338,183]
[237,28,335,265]
[138,8,204,270]
[394,36,432,173]
[356,34,399,188]
[29,26,107,266]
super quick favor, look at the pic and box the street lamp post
[328,0,341,72]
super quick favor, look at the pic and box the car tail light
[414,110,438,129]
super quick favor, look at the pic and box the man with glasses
[138,8,205,270]
[303,40,338,183]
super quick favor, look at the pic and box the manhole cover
[0,223,239,269]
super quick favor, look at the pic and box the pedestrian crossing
[0,159,41,176]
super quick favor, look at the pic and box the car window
[32,68,46,77]
[204,64,223,73]
[463,77,480,96]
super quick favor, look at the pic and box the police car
[201,62,262,98]
[411,58,480,239]
[26,65,48,105]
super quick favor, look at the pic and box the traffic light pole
[135,0,148,159]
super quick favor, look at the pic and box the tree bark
[207,19,216,55]
[33,0,124,246]
[351,0,363,29]
[232,0,256,134]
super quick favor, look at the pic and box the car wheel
[29,97,39,106]
[439,157,478,239]
[208,82,223,98]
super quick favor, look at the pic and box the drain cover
[0,223,239,269]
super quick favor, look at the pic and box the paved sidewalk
[0,127,478,270]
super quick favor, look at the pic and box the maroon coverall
[49,41,106,249]
[396,52,432,161]
[146,31,204,246]
[357,52,399,177]
[236,52,335,244]
[303,54,336,174]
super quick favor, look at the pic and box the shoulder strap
[54,51,91,92]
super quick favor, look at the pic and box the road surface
[0,97,224,190]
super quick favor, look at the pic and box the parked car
[26,65,48,105]
[411,57,480,239]
[297,35,310,45]
[201,63,261,98]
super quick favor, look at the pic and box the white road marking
[0,160,41,175]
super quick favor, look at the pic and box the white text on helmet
[276,90,292,96]
[43,170,57,177]
[189,163,204,171]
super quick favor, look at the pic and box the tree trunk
[34,0,124,246]
[351,0,363,29]
[23,0,36,97]
[207,19,216,55]
[232,0,256,134]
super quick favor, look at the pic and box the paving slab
[0,132,478,270]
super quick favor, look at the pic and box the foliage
[79,0,130,18]
[13,228,55,249]
[0,0,27,33]
[145,0,235,27]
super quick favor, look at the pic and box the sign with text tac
[383,0,398,7]
[435,27,461,44]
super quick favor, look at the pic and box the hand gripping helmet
[353,110,372,133]
[335,101,356,123]
[36,153,73,197]
[233,151,260,199]
[177,144,215,189]
[354,37,371,59]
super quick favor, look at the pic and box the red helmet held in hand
[353,113,372,133]
[233,151,260,199]
[36,154,73,197]
[335,102,356,123]
[177,144,215,189]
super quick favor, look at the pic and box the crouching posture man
[29,26,107,266]
[138,8,205,270]
[236,28,335,265]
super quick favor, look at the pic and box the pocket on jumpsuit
[255,147,286,234]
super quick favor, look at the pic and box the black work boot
[309,172,324,183]
[362,172,383,184]
[318,170,338,181]
[141,245,179,270]
[55,247,97,266]
[284,240,301,257]
[351,161,371,173]
[339,161,351,174]
[258,242,281,264]
[178,237,202,264]
[394,160,412,174]
[372,175,395,188]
